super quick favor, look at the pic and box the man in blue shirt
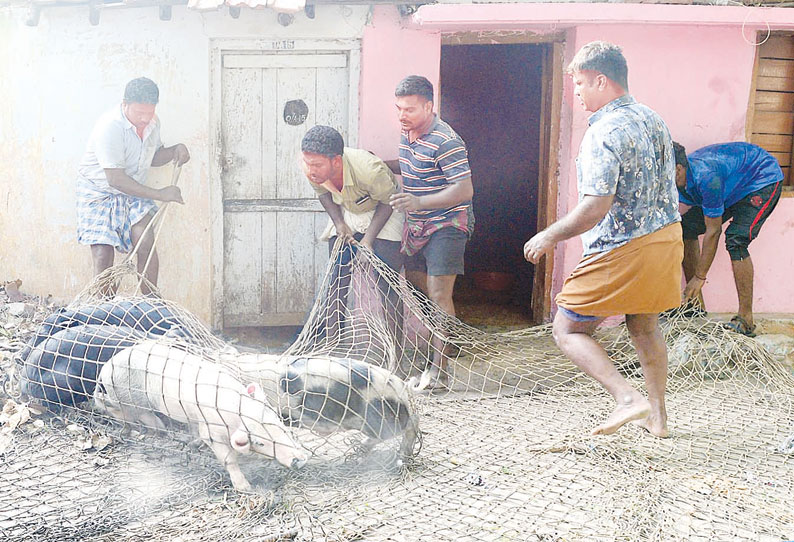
[674,142,783,336]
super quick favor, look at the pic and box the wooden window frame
[746,31,794,197]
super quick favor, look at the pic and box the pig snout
[234,427,308,470]
[254,418,309,470]
[272,440,309,470]
[235,384,309,470]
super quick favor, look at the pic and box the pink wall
[562,24,793,314]
[360,5,794,316]
[359,6,440,160]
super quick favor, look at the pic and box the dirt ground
[2,278,794,542]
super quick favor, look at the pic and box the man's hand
[158,185,184,204]
[524,230,555,264]
[389,192,422,212]
[682,276,705,302]
[358,234,375,251]
[173,144,191,166]
[334,221,354,241]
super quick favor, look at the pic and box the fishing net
[2,239,794,542]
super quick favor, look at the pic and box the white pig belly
[132,344,247,432]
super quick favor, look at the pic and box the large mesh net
[2,240,794,541]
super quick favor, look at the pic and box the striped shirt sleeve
[435,138,471,184]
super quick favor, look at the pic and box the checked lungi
[76,184,157,253]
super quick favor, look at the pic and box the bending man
[524,42,682,437]
[301,125,404,359]
[673,141,782,337]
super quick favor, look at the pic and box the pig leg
[210,441,251,492]
[137,411,167,431]
[198,424,252,492]
[399,423,419,462]
[98,403,166,432]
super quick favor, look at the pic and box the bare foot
[633,415,670,438]
[592,398,651,436]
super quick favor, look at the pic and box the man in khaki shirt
[301,125,404,358]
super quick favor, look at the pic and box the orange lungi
[555,222,683,317]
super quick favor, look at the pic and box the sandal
[723,315,756,337]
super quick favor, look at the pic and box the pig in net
[2,242,794,542]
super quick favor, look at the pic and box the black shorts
[404,226,468,276]
[681,181,782,260]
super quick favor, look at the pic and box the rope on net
[2,237,793,541]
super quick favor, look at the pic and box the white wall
[0,3,371,324]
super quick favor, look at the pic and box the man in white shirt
[76,77,190,294]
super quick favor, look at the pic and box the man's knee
[552,309,599,350]
[137,246,158,263]
[426,275,456,316]
[551,317,567,349]
[90,244,114,269]
[427,275,455,302]
[552,317,585,353]
[131,214,155,247]
[725,239,750,261]
[625,313,660,338]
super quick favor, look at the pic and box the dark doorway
[440,43,546,328]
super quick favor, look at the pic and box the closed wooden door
[219,47,354,326]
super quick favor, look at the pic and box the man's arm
[318,192,353,240]
[151,144,190,167]
[360,202,394,249]
[523,194,614,264]
[389,177,473,212]
[683,214,721,300]
[105,169,184,203]
[384,160,401,175]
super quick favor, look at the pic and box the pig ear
[246,382,263,398]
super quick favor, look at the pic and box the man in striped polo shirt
[389,75,475,391]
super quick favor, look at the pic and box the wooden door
[217,45,357,327]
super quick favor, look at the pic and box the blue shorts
[404,227,468,276]
[557,306,599,322]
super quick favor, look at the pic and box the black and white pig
[261,356,420,463]
[17,298,191,363]
[94,340,309,491]
[20,324,145,409]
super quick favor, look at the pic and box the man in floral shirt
[524,41,682,438]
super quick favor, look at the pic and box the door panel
[221,68,263,201]
[220,48,352,327]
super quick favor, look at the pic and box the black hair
[673,141,689,170]
[395,75,434,102]
[301,125,344,157]
[123,77,159,105]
